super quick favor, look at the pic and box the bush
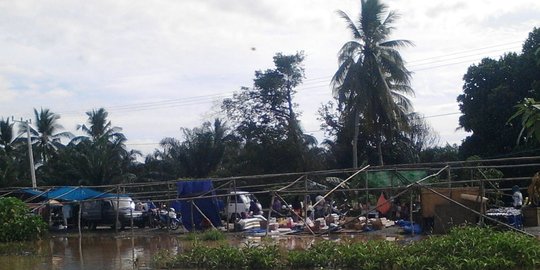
[0,197,48,242]
[153,226,540,269]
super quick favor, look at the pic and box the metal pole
[12,118,37,188]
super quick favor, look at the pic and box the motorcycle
[152,208,182,230]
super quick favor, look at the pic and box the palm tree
[75,108,124,142]
[22,108,72,163]
[0,118,14,153]
[332,0,413,167]
[68,108,134,185]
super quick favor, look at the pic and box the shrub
[153,226,540,269]
[0,197,48,242]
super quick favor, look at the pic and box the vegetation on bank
[184,229,227,242]
[152,227,540,270]
[0,197,47,242]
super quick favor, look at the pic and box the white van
[225,191,261,221]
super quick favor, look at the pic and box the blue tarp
[175,181,223,231]
[20,186,125,201]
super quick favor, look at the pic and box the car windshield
[112,199,134,209]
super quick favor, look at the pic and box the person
[249,199,261,216]
[512,185,523,209]
[305,196,314,221]
[272,198,282,216]
[291,196,302,221]
[62,203,72,229]
[314,194,326,218]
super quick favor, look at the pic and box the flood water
[0,229,410,270]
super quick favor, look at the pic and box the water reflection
[0,230,408,269]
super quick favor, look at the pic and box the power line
[125,111,463,147]
[58,40,523,117]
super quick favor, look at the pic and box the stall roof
[20,186,126,202]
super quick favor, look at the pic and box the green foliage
[508,98,540,144]
[458,27,540,159]
[153,226,540,269]
[220,52,328,175]
[0,197,47,242]
[155,119,233,178]
[0,242,39,255]
[184,229,226,241]
[332,0,415,167]
[419,144,460,163]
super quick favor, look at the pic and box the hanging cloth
[376,192,391,214]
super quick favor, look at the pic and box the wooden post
[192,201,216,229]
[365,171,369,219]
[480,177,485,226]
[130,208,134,234]
[266,193,275,237]
[304,175,308,222]
[225,184,230,232]
[447,166,452,188]
[409,192,414,236]
[115,185,120,233]
[78,201,82,236]
[233,179,238,229]
[190,200,195,231]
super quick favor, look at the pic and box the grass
[184,229,227,241]
[153,226,540,270]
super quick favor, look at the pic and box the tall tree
[0,118,14,153]
[0,118,18,186]
[76,108,122,142]
[22,108,72,163]
[457,28,540,158]
[43,108,137,185]
[222,52,323,173]
[157,119,233,178]
[332,0,414,167]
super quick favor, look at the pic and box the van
[81,197,144,229]
[225,191,261,221]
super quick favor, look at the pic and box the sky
[0,0,539,157]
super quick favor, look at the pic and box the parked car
[81,197,144,229]
[224,191,261,221]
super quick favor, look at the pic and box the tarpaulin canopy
[175,180,223,231]
[20,186,125,202]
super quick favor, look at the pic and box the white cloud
[0,0,538,156]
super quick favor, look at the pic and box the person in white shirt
[512,185,523,209]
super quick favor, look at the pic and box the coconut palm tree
[0,118,14,153]
[22,108,72,163]
[332,0,414,167]
[74,108,124,143]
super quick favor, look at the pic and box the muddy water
[0,230,409,270]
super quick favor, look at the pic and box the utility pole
[13,117,37,188]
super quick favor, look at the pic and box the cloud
[0,0,539,156]
[0,76,16,102]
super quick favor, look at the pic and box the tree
[332,0,413,167]
[42,108,137,185]
[0,118,14,153]
[457,28,540,158]
[222,52,325,173]
[508,98,540,144]
[0,118,19,186]
[75,108,123,142]
[157,119,233,178]
[22,108,72,164]
[0,197,47,242]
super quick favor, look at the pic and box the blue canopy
[175,180,223,231]
[21,186,124,201]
